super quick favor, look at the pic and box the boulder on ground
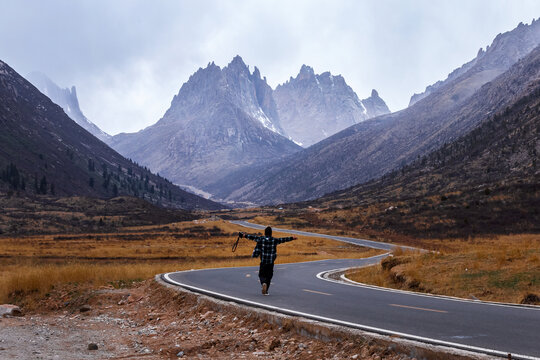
[0,304,22,317]
[521,293,540,305]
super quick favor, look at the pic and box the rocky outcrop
[0,304,22,317]
[274,66,389,147]
[26,72,110,143]
[361,89,390,119]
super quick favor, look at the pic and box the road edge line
[233,220,540,310]
[161,272,538,360]
[316,266,540,311]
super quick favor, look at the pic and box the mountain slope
[215,31,540,205]
[274,65,389,147]
[27,71,110,143]
[409,18,540,107]
[0,60,223,210]
[108,56,301,194]
[308,80,540,237]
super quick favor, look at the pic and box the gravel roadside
[0,280,414,359]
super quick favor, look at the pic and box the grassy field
[0,219,382,308]
[346,234,540,304]
[3,208,537,307]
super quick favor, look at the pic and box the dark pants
[259,262,274,289]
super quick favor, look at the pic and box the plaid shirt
[245,234,294,264]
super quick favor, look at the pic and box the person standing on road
[239,226,297,295]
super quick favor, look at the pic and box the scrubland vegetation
[2,201,538,309]
[346,234,540,304]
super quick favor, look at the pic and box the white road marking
[162,272,539,360]
[390,303,448,313]
[315,269,540,311]
[303,289,332,296]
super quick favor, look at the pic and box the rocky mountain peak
[26,72,110,143]
[297,64,315,80]
[477,47,486,58]
[361,89,390,118]
[165,55,286,137]
[184,62,221,88]
[227,55,249,73]
[203,61,220,73]
[252,66,261,80]
[109,55,298,195]
[274,66,390,147]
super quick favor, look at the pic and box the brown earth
[0,280,416,359]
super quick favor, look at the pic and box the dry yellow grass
[347,234,540,303]
[0,220,382,305]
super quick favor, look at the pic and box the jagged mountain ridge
[0,60,223,210]
[361,89,390,119]
[274,65,389,147]
[409,18,540,107]
[27,71,110,143]
[109,56,389,198]
[108,56,301,195]
[213,30,540,205]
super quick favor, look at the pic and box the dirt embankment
[0,280,419,359]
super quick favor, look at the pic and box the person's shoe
[261,283,268,295]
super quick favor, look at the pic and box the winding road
[163,221,540,359]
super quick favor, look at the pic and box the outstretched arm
[239,232,261,242]
[276,236,297,244]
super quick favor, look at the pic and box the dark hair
[265,226,272,237]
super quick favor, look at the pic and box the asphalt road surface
[163,222,540,359]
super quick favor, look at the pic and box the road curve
[229,220,417,251]
[163,222,540,359]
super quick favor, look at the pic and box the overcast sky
[1,0,539,135]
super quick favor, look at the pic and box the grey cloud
[1,0,539,134]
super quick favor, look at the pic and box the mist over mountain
[409,18,540,107]
[274,65,389,147]
[214,21,540,205]
[26,71,111,143]
[0,60,222,210]
[108,56,300,198]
